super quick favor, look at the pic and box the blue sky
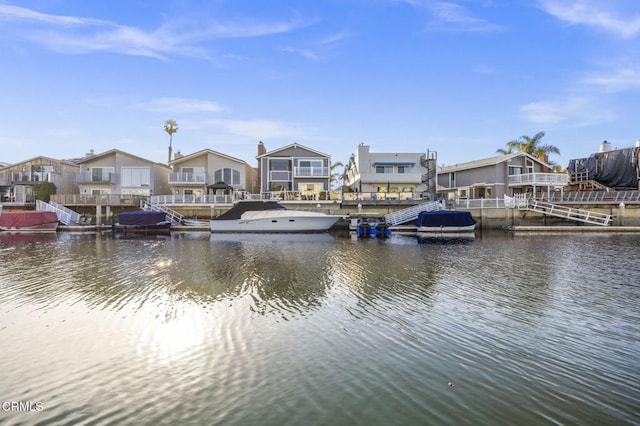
[1,0,639,169]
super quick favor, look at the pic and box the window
[376,166,393,174]
[270,159,291,171]
[509,166,523,175]
[397,165,411,174]
[91,167,114,182]
[214,168,241,185]
[121,167,150,187]
[299,160,322,168]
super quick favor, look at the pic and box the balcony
[269,170,292,181]
[75,172,117,184]
[169,172,208,185]
[508,173,568,186]
[294,166,329,178]
[358,172,425,184]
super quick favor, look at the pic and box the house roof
[168,148,251,167]
[257,142,330,159]
[0,155,78,170]
[75,149,170,169]
[438,152,552,173]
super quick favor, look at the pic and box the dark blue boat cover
[416,210,476,227]
[118,211,167,226]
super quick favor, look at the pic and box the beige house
[0,156,79,204]
[74,149,171,197]
[167,149,258,197]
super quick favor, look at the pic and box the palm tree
[330,161,344,190]
[496,131,560,160]
[163,119,179,163]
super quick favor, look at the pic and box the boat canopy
[118,211,167,226]
[0,211,59,228]
[416,210,476,228]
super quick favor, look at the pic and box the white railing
[269,171,291,181]
[149,194,235,205]
[452,197,507,209]
[294,166,329,177]
[168,172,207,184]
[74,172,117,184]
[508,173,568,186]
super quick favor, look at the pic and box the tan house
[0,156,79,204]
[74,149,171,198]
[437,152,567,200]
[167,149,258,197]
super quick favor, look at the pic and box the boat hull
[0,222,59,233]
[210,212,340,233]
[416,224,477,233]
[114,223,171,234]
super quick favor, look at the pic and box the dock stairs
[36,200,82,225]
[141,199,184,225]
[507,195,612,226]
[384,201,442,227]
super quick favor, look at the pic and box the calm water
[0,230,638,425]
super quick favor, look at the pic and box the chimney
[257,141,266,192]
[85,149,95,157]
[257,141,266,156]
[174,150,183,160]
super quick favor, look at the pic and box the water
[0,231,638,425]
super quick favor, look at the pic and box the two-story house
[0,156,79,204]
[343,143,437,199]
[437,152,567,200]
[167,149,258,197]
[256,142,332,199]
[74,149,170,198]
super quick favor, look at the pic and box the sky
[1,0,639,170]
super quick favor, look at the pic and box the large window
[214,168,240,185]
[397,165,411,174]
[91,167,114,182]
[121,167,150,187]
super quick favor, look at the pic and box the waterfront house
[0,156,79,205]
[567,141,640,191]
[167,148,258,197]
[342,143,437,200]
[437,152,567,200]
[256,142,332,200]
[73,149,171,201]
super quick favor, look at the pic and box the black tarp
[416,210,476,227]
[118,211,167,226]
[567,146,639,189]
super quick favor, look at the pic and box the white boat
[209,201,341,233]
[415,210,476,233]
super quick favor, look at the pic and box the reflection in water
[0,231,639,425]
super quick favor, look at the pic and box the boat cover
[214,201,285,220]
[416,210,476,227]
[0,211,59,228]
[118,211,168,226]
[567,146,639,189]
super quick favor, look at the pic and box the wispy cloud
[0,4,306,60]
[583,68,640,92]
[279,46,320,60]
[137,98,228,114]
[538,1,640,38]
[400,0,505,32]
[194,118,314,140]
[520,96,614,126]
